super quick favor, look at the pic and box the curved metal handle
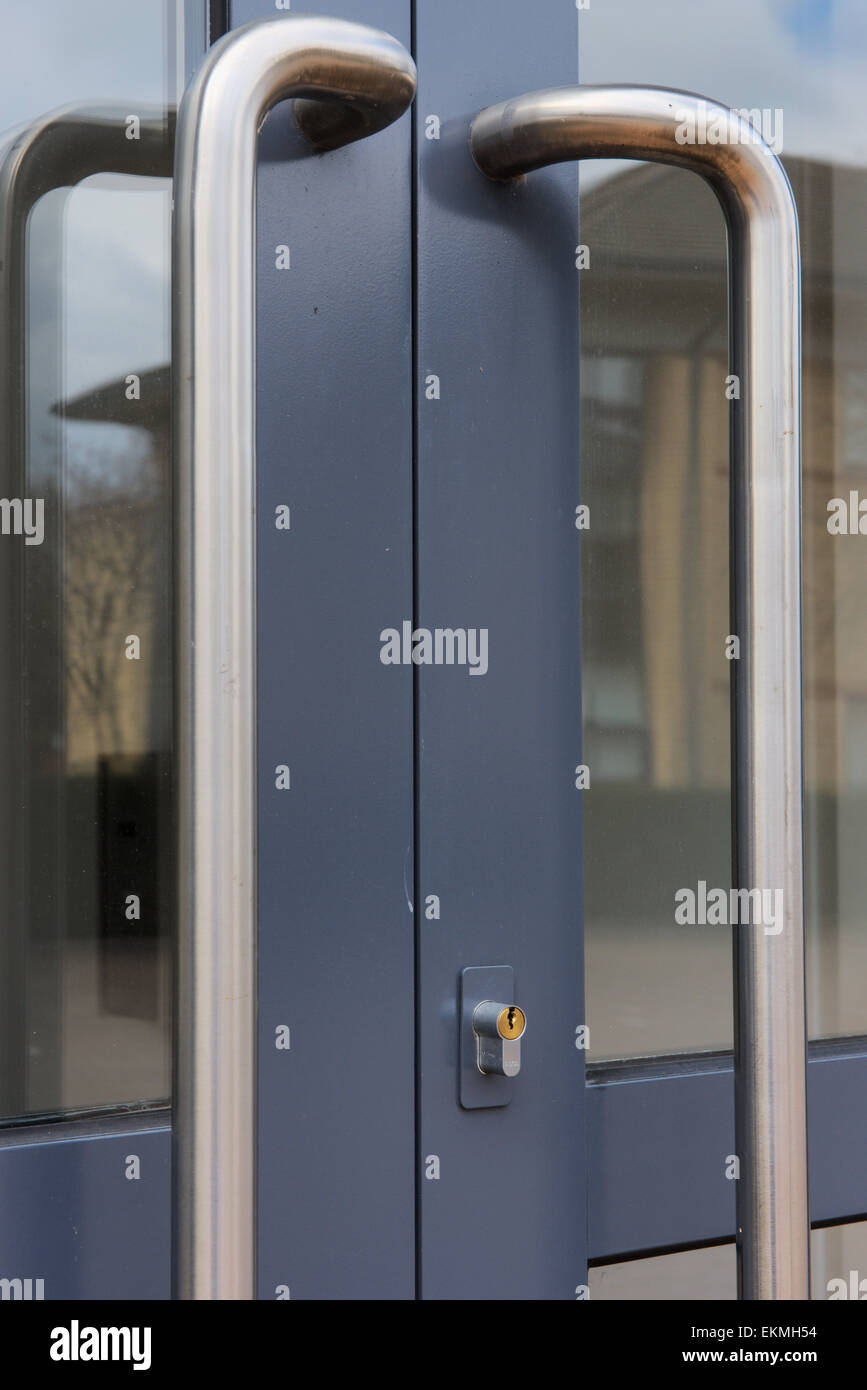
[172,16,415,1300]
[472,86,808,1301]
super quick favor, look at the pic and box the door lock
[459,967,524,1108]
[473,1001,527,1077]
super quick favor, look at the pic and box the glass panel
[580,0,867,1057]
[591,1222,867,1299]
[0,1,204,1121]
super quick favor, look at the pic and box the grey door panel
[413,0,585,1300]
[230,0,416,1300]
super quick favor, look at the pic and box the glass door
[2,0,864,1310]
[0,0,193,1126]
[578,0,867,1299]
[0,0,205,1300]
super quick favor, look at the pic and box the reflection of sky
[579,0,867,188]
[0,0,170,136]
[783,0,835,53]
[62,182,170,398]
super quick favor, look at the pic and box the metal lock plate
[459,966,521,1110]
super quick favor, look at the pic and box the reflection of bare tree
[54,364,171,766]
[63,473,162,761]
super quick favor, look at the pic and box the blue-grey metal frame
[589,1041,867,1261]
[413,0,585,1300]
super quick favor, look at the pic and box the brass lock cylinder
[473,1000,526,1077]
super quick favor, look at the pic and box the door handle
[172,16,415,1301]
[471,86,808,1301]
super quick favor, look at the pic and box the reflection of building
[581,155,867,796]
[581,155,867,1054]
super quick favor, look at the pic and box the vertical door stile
[224,1,417,1300]
[414,0,586,1299]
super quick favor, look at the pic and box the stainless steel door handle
[172,15,415,1301]
[471,86,808,1301]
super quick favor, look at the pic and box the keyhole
[507,1007,517,1035]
